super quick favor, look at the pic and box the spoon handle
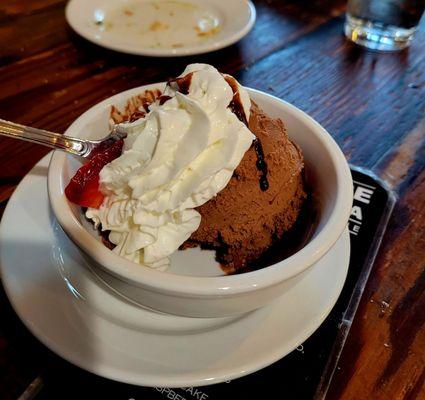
[0,119,90,156]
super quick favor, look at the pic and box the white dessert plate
[65,0,256,56]
[0,155,350,387]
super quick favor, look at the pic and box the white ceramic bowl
[48,84,353,318]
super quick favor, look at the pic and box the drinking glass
[345,0,425,51]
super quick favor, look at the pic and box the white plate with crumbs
[66,0,256,56]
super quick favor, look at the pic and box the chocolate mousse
[68,64,306,273]
[182,102,306,272]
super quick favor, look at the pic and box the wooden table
[0,1,424,399]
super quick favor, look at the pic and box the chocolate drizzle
[128,110,146,122]
[224,75,248,126]
[101,231,115,250]
[223,75,269,191]
[158,95,172,105]
[168,71,194,95]
[253,138,269,191]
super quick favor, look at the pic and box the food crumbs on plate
[149,42,164,48]
[104,21,113,31]
[97,1,222,48]
[149,20,169,31]
[194,26,220,37]
[95,20,113,31]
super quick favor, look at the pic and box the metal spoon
[0,119,126,158]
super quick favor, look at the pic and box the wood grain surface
[0,1,424,399]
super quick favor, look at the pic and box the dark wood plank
[327,168,425,400]
[236,18,425,171]
[0,0,347,202]
[0,0,68,66]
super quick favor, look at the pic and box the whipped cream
[86,64,255,270]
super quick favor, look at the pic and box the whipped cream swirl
[87,64,255,270]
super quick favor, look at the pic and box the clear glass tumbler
[345,0,425,51]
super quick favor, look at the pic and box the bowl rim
[48,84,353,297]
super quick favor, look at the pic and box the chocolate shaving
[109,89,162,124]
[168,72,194,95]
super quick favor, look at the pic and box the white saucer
[0,155,350,387]
[66,0,256,57]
